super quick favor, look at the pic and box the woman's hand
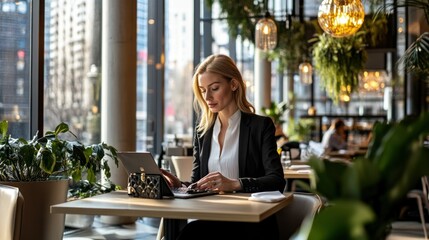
[196,171,241,193]
[160,168,182,188]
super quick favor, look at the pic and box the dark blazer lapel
[239,112,250,176]
[200,127,213,176]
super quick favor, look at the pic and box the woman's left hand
[160,168,182,188]
[196,172,241,192]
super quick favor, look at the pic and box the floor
[63,217,160,240]
[63,217,429,240]
[388,221,428,239]
[62,216,429,240]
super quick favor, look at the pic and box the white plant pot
[65,214,95,228]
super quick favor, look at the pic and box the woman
[162,54,285,240]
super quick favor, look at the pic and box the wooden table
[284,168,312,179]
[284,166,314,192]
[51,190,293,240]
[326,148,367,159]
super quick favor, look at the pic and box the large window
[43,0,153,150]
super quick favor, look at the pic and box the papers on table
[288,165,311,170]
[248,191,287,203]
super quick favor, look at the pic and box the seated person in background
[322,118,347,151]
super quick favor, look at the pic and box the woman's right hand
[160,168,182,188]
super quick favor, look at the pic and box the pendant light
[317,0,365,38]
[359,70,387,93]
[255,11,277,51]
[299,62,313,85]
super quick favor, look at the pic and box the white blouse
[208,110,241,179]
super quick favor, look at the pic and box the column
[101,1,137,188]
[254,48,272,114]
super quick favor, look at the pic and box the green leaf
[0,120,8,140]
[19,144,36,166]
[38,148,56,174]
[54,122,69,135]
[86,168,96,183]
[307,158,349,199]
[304,200,375,240]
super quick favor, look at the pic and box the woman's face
[198,72,237,114]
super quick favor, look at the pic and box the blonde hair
[192,54,254,135]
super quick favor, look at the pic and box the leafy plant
[267,19,320,73]
[378,0,429,76]
[205,0,262,42]
[68,180,119,199]
[286,118,315,142]
[261,101,291,126]
[294,111,429,240]
[311,31,367,104]
[0,120,119,184]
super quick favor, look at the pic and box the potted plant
[293,111,429,239]
[0,120,119,240]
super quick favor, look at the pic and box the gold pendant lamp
[299,62,313,85]
[255,11,277,51]
[317,0,365,38]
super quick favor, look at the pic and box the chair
[404,176,429,239]
[171,156,193,182]
[276,192,322,240]
[0,184,24,240]
[281,141,302,160]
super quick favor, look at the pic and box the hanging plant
[205,0,263,42]
[311,31,367,104]
[267,19,320,73]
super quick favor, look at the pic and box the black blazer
[191,111,286,193]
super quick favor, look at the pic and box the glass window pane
[0,0,31,138]
[44,0,102,144]
[137,0,149,150]
[164,0,194,146]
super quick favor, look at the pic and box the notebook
[118,151,216,199]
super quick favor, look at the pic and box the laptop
[118,151,216,199]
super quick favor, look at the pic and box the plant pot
[65,214,94,228]
[1,179,69,240]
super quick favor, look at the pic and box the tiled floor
[63,217,428,240]
[63,217,160,240]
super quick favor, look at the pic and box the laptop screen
[118,151,162,175]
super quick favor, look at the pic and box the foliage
[68,180,119,199]
[311,31,367,104]
[267,19,321,73]
[363,14,389,48]
[286,118,315,142]
[205,0,262,42]
[261,101,291,126]
[205,0,321,73]
[294,111,429,240]
[378,0,429,76]
[399,32,429,75]
[0,120,119,184]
